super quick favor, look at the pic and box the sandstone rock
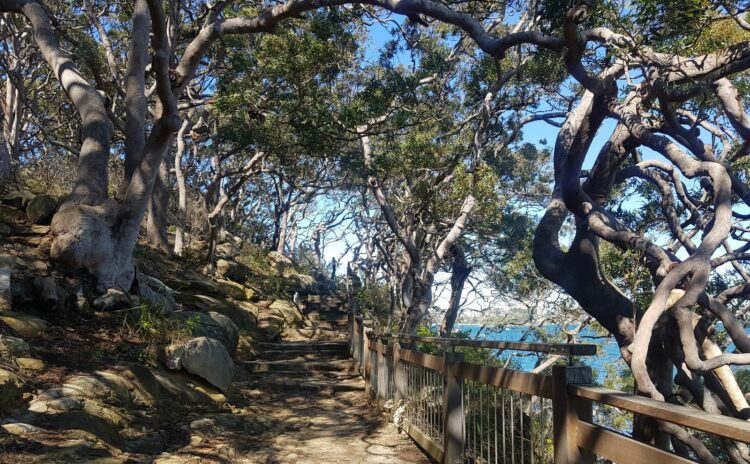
[244,286,257,301]
[0,334,30,360]
[0,253,14,311]
[215,241,241,258]
[74,286,93,313]
[93,288,135,311]
[269,299,302,325]
[28,395,83,413]
[30,259,49,273]
[26,194,57,224]
[170,310,239,353]
[215,278,250,301]
[31,224,51,234]
[162,336,235,393]
[215,258,247,282]
[174,292,257,331]
[0,311,47,337]
[267,251,294,269]
[283,271,318,294]
[136,274,176,313]
[16,357,45,371]
[153,453,196,464]
[2,190,34,209]
[34,276,60,307]
[0,367,27,412]
[257,314,284,340]
[0,222,12,236]
[1,422,45,437]
[62,374,124,404]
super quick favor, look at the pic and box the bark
[117,0,150,200]
[0,135,12,189]
[439,245,471,337]
[173,119,191,256]
[146,157,171,254]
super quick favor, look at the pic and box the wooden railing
[348,314,750,464]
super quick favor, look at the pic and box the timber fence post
[442,350,465,464]
[553,365,593,464]
[393,338,407,402]
[363,328,372,393]
[376,340,390,407]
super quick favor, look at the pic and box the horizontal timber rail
[347,311,750,463]
[369,332,598,356]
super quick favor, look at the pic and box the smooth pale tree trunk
[173,119,190,256]
[275,206,291,255]
[146,157,171,254]
[0,138,12,190]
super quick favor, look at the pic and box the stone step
[256,353,352,365]
[243,359,354,373]
[303,308,349,316]
[242,378,364,393]
[283,327,347,338]
[301,322,347,332]
[256,340,349,351]
[250,369,359,380]
[305,295,345,305]
[307,313,349,322]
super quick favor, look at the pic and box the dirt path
[236,383,429,463]
[154,296,430,464]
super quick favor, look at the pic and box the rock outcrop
[161,337,235,393]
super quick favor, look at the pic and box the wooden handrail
[570,384,750,442]
[452,360,555,398]
[350,308,750,463]
[369,332,597,356]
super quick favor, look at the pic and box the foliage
[120,304,189,366]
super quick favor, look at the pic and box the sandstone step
[307,313,349,323]
[242,358,354,373]
[305,295,345,305]
[283,327,347,338]
[256,341,349,351]
[242,378,364,393]
[304,308,349,317]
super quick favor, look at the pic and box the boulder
[0,311,47,337]
[174,292,257,331]
[2,190,34,209]
[26,194,57,224]
[136,273,176,313]
[0,367,27,412]
[269,299,302,325]
[15,357,45,372]
[93,288,135,311]
[162,337,235,393]
[0,335,30,361]
[0,254,14,311]
[0,222,12,236]
[170,310,239,353]
[215,258,247,283]
[215,241,241,259]
[165,273,219,295]
[215,279,253,301]
[267,251,294,269]
[257,314,284,340]
[33,276,61,308]
[284,271,318,294]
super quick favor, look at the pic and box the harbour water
[455,322,750,384]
